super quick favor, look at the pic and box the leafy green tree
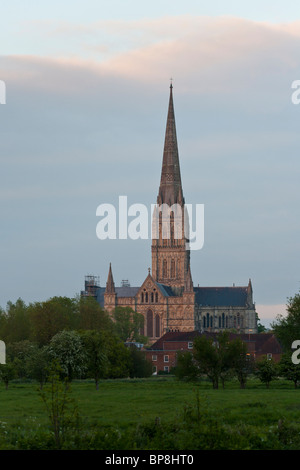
[271,291,300,352]
[255,356,278,388]
[6,340,37,379]
[81,330,108,390]
[113,307,146,344]
[279,353,300,388]
[175,351,199,382]
[128,346,152,378]
[104,335,131,379]
[192,335,222,389]
[77,296,113,333]
[26,345,50,389]
[48,330,87,381]
[229,338,254,389]
[28,297,78,346]
[0,299,30,343]
[0,362,16,389]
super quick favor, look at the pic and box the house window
[188,342,193,349]
[164,366,169,373]
[153,366,157,374]
[152,355,157,361]
[164,355,169,363]
[267,353,272,360]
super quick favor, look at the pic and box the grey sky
[1,3,300,327]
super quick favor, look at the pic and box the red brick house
[146,331,282,374]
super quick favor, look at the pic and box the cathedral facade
[82,85,257,341]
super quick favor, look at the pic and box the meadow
[1,376,300,450]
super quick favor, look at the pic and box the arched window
[206,313,210,329]
[222,313,225,328]
[219,316,221,328]
[145,292,148,303]
[171,259,175,279]
[203,316,206,328]
[163,259,167,278]
[141,292,144,303]
[151,292,154,303]
[155,314,160,337]
[147,309,153,337]
[155,292,158,303]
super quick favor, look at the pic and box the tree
[0,299,30,343]
[271,291,300,352]
[255,356,278,388]
[175,351,199,382]
[26,345,50,389]
[229,338,254,389]
[6,340,37,379]
[113,307,146,344]
[39,360,79,449]
[128,346,152,378]
[103,335,131,379]
[48,330,87,381]
[192,335,222,389]
[279,353,300,389]
[81,330,108,390]
[0,362,16,389]
[77,296,113,333]
[28,297,78,346]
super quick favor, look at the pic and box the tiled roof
[148,331,282,356]
[194,286,248,307]
[115,286,140,297]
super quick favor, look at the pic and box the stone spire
[105,262,115,293]
[157,83,184,206]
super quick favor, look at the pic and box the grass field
[1,376,300,449]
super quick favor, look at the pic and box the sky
[1,1,300,328]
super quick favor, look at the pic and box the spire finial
[170,77,173,89]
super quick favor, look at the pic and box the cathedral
[82,85,257,341]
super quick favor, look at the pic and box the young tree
[81,330,108,390]
[229,338,254,389]
[175,351,199,382]
[0,362,16,389]
[26,345,50,389]
[255,356,278,388]
[279,353,300,389]
[192,335,221,389]
[39,361,79,449]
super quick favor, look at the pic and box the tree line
[0,296,152,388]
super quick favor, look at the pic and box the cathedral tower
[151,84,192,293]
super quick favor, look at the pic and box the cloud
[1,15,300,315]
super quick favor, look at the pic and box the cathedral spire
[158,83,184,206]
[105,262,115,293]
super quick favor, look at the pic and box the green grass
[1,376,300,449]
